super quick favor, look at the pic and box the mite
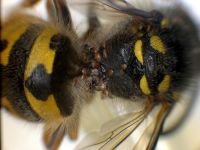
[1,0,199,150]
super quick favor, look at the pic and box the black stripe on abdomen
[50,34,81,116]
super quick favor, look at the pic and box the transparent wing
[69,0,153,20]
[97,0,152,18]
[133,103,170,150]
[76,102,171,150]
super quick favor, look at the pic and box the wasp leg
[67,123,79,140]
[43,125,65,150]
[1,97,20,117]
[43,120,79,150]
[46,0,72,30]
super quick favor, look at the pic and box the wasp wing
[76,109,146,150]
[133,103,170,150]
[69,0,152,20]
[97,0,152,18]
[76,103,170,150]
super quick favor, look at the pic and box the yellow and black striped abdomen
[1,16,82,121]
[24,27,62,121]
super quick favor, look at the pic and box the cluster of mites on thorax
[81,43,113,96]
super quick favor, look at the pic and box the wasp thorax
[97,24,178,99]
[128,33,176,96]
[79,29,177,98]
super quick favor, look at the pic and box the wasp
[1,0,199,150]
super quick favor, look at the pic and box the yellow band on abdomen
[24,27,61,120]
